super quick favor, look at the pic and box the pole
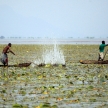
[103,49,108,61]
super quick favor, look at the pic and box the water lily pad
[12,104,23,108]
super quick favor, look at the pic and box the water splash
[31,41,65,67]
[43,43,65,65]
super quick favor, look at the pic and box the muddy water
[0,45,108,108]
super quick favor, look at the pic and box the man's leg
[99,52,104,61]
[98,53,101,61]
[2,53,8,66]
[5,58,8,66]
[101,52,104,61]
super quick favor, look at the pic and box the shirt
[99,44,106,52]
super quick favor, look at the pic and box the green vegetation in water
[0,45,108,108]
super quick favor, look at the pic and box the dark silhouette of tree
[0,36,5,39]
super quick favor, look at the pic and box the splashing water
[31,41,65,67]
[43,43,65,65]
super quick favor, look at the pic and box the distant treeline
[0,36,5,39]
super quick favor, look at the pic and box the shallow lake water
[0,44,108,108]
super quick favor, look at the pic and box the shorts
[0,53,8,65]
[99,52,104,60]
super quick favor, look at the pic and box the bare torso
[2,46,10,54]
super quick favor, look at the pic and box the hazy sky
[0,0,108,39]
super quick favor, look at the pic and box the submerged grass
[0,44,108,108]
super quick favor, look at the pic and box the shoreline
[0,39,107,44]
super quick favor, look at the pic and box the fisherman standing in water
[0,43,15,66]
[98,41,108,61]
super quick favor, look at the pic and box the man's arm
[8,49,15,55]
[10,50,15,55]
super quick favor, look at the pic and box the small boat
[0,62,66,67]
[80,60,108,64]
[0,63,31,67]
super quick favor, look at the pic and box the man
[0,43,15,66]
[98,41,108,61]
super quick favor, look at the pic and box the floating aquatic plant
[0,44,108,108]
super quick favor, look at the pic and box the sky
[0,0,108,39]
